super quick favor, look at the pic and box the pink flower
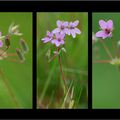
[96,20,113,39]
[52,20,69,35]
[0,40,3,48]
[41,31,53,43]
[51,33,65,47]
[0,32,3,48]
[68,20,81,38]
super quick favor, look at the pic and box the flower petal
[74,28,81,34]
[99,20,107,29]
[107,20,113,29]
[57,20,62,27]
[63,28,69,35]
[96,30,108,39]
[60,40,65,45]
[71,30,76,38]
[52,28,60,34]
[54,40,60,47]
[63,21,69,27]
[65,29,70,35]
[42,37,51,43]
[73,20,79,26]
[96,30,105,37]
[0,40,3,47]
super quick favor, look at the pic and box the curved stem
[0,69,20,108]
[100,39,113,59]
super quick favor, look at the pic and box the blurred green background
[0,12,32,108]
[93,13,120,108]
[37,12,88,108]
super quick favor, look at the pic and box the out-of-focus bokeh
[37,12,88,108]
[93,13,120,108]
[0,12,32,108]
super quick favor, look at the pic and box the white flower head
[8,23,23,36]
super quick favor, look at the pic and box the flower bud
[5,35,10,47]
[16,48,25,62]
[20,39,29,53]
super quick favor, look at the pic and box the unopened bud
[5,35,10,47]
[20,39,29,53]
[16,48,25,62]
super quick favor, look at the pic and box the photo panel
[37,12,88,109]
[92,12,120,109]
[0,12,32,109]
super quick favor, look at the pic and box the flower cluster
[0,23,22,48]
[42,20,81,47]
[0,23,29,62]
[96,20,113,39]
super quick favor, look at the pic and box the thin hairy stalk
[7,53,17,56]
[57,48,68,91]
[93,60,111,63]
[48,54,57,63]
[0,46,9,57]
[100,39,113,59]
[111,37,116,57]
[0,69,20,108]
[4,58,23,63]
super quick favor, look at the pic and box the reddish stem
[93,60,111,63]
[57,48,68,91]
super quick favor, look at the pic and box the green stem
[100,39,113,59]
[0,69,20,108]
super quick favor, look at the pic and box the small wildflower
[41,31,53,43]
[0,40,3,48]
[52,20,69,34]
[68,20,81,38]
[8,23,22,36]
[51,33,65,47]
[96,20,113,39]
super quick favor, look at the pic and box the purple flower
[42,31,53,43]
[96,20,113,39]
[0,40,3,48]
[51,33,65,47]
[0,32,3,48]
[68,20,81,38]
[52,20,69,35]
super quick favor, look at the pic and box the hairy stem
[57,48,68,91]
[0,69,20,108]
[0,46,9,57]
[100,39,113,59]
